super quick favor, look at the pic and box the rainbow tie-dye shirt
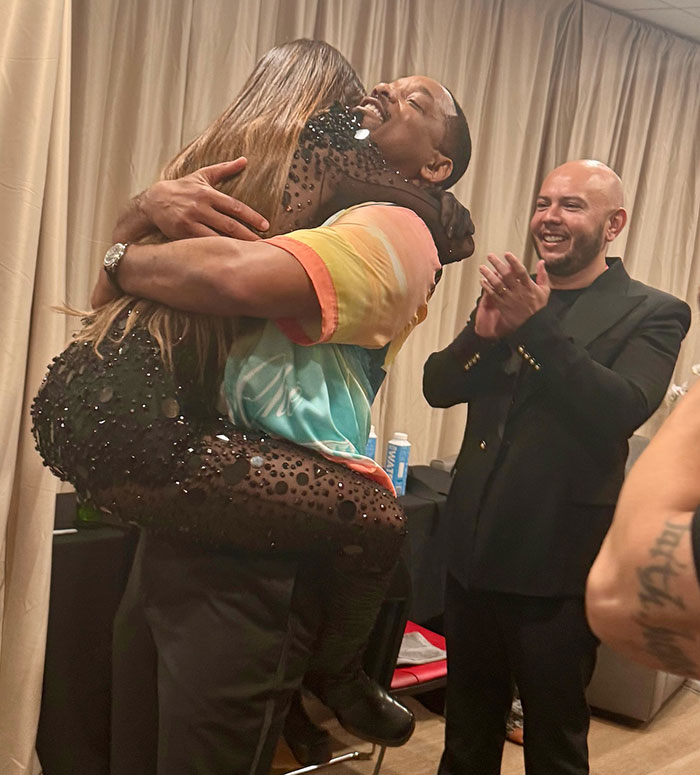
[223,203,440,491]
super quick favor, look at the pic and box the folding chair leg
[283,744,376,774]
[371,744,387,775]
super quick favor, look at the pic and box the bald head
[545,159,624,210]
[530,159,628,288]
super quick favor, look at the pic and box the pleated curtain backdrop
[1,1,699,771]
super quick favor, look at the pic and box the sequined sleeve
[271,105,455,263]
[267,202,440,357]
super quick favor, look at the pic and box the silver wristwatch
[103,242,129,291]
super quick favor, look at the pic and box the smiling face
[354,76,456,185]
[530,160,627,285]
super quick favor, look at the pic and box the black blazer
[423,259,691,597]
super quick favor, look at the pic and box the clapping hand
[475,252,550,338]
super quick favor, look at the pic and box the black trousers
[111,532,321,775]
[439,576,598,775]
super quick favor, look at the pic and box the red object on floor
[391,621,447,691]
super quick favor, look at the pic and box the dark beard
[539,224,605,277]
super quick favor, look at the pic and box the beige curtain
[0,1,72,772]
[376,0,700,460]
[2,1,699,771]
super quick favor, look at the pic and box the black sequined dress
[31,106,452,571]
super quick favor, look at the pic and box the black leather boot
[283,691,332,765]
[305,669,415,747]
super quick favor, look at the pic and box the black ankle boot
[283,691,332,766]
[305,670,415,747]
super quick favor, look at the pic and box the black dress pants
[111,531,321,775]
[439,576,598,775]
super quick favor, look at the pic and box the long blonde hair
[78,39,364,372]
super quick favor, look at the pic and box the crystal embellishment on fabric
[99,386,114,403]
[222,458,249,485]
[337,499,357,521]
[161,398,179,418]
[27,104,418,572]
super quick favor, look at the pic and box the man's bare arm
[92,237,319,321]
[112,159,270,244]
[586,379,700,678]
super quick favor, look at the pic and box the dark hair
[439,90,471,189]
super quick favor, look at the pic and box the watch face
[104,243,125,269]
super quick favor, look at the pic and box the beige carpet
[272,686,700,775]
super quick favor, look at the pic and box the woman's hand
[435,190,475,264]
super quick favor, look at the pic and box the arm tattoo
[633,519,698,675]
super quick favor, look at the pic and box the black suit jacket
[423,259,691,597]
